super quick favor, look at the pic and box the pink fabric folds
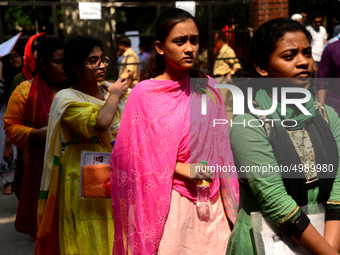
[111,76,238,255]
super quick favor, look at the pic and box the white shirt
[306,25,327,62]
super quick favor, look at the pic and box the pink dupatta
[111,76,238,254]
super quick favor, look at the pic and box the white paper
[0,32,22,57]
[79,2,101,20]
[260,212,325,255]
[125,31,140,55]
[78,151,111,197]
[175,1,196,17]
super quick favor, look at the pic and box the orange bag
[82,164,111,198]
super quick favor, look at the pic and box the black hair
[118,36,131,47]
[215,32,228,43]
[139,8,207,81]
[34,37,64,76]
[31,34,47,54]
[37,37,64,65]
[310,11,323,21]
[250,18,312,77]
[63,36,103,85]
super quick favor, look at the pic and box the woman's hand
[107,78,128,98]
[175,162,213,183]
[30,126,48,142]
[95,78,128,132]
[3,140,13,164]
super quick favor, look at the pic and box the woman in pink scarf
[111,8,238,255]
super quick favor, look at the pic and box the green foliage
[133,12,156,34]
[4,6,33,28]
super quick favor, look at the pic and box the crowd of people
[1,7,340,255]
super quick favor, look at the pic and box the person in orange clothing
[4,37,67,238]
[9,32,48,198]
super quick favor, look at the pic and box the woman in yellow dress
[36,36,129,255]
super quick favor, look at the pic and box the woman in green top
[227,18,340,254]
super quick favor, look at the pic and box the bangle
[230,70,235,75]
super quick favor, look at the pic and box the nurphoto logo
[201,83,311,128]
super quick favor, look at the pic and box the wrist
[5,141,12,149]
[30,129,37,141]
[108,91,121,100]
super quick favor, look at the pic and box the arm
[292,223,338,255]
[3,139,13,164]
[126,71,134,88]
[61,79,128,136]
[318,89,327,104]
[324,221,340,251]
[317,45,332,103]
[225,48,241,80]
[125,54,139,88]
[30,126,48,142]
[324,105,340,251]
[230,114,338,254]
[3,81,41,151]
[95,78,128,132]
[226,67,240,80]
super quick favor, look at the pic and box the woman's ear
[254,60,268,77]
[38,59,46,71]
[154,41,164,55]
[72,64,81,76]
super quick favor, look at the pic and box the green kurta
[226,104,340,255]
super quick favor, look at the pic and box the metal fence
[0,1,254,78]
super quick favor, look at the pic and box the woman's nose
[184,42,193,53]
[296,53,309,67]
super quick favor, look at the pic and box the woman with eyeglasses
[36,36,129,255]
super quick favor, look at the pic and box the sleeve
[61,102,100,138]
[322,27,328,40]
[306,26,312,34]
[225,48,241,70]
[126,54,138,73]
[317,45,332,89]
[3,81,34,151]
[324,105,340,221]
[230,114,309,235]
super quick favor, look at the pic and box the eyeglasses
[84,56,110,69]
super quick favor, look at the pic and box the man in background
[306,11,327,73]
[213,32,241,120]
[118,36,139,88]
[306,11,327,101]
[317,39,340,117]
[291,13,304,25]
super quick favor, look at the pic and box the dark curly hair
[250,18,312,77]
